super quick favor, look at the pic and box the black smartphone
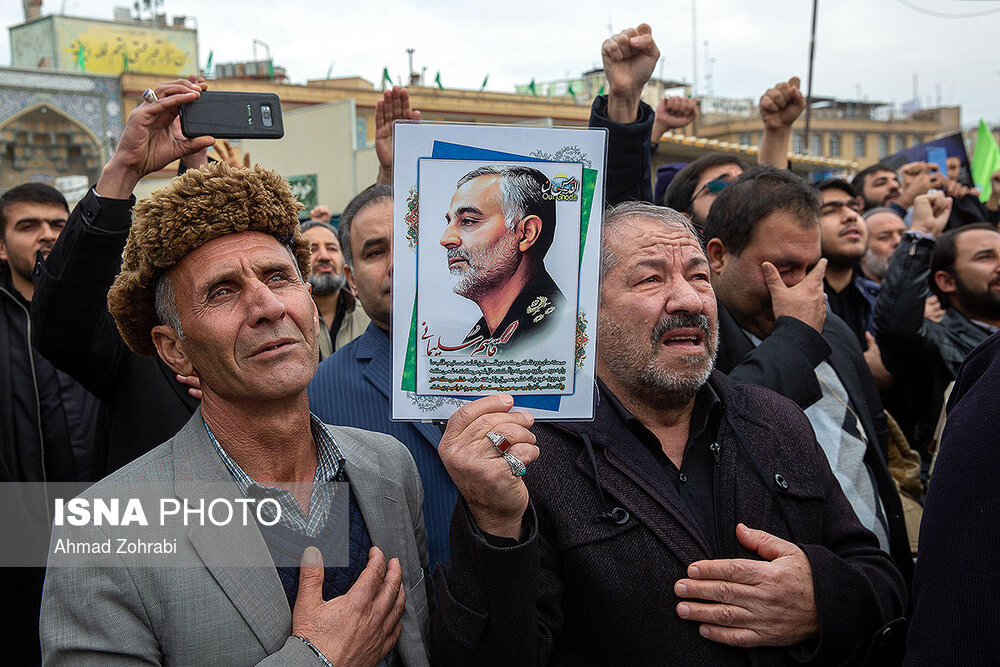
[179,91,284,139]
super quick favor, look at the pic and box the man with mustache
[40,82,430,666]
[301,220,370,360]
[439,165,565,356]
[430,201,907,664]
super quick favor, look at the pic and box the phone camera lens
[261,105,273,127]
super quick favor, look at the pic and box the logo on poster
[543,173,580,201]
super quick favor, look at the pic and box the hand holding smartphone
[179,91,284,139]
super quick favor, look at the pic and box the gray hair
[338,184,393,267]
[456,165,556,257]
[601,201,700,277]
[862,206,904,222]
[154,273,183,338]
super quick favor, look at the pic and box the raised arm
[375,86,421,185]
[590,23,659,205]
[873,192,951,377]
[757,77,804,169]
[31,78,215,400]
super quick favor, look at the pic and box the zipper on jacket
[710,441,723,556]
[0,286,51,522]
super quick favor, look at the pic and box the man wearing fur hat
[40,80,430,666]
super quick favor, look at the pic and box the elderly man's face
[597,215,718,405]
[862,211,907,281]
[158,231,319,402]
[440,175,522,300]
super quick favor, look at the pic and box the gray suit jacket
[40,409,430,666]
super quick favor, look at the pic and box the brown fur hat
[108,162,308,356]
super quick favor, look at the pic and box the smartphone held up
[179,91,284,139]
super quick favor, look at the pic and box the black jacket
[588,95,654,205]
[1,263,104,666]
[714,305,912,582]
[431,372,908,666]
[0,264,101,482]
[30,189,198,477]
[873,232,993,452]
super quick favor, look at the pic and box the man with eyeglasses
[662,77,804,230]
[664,154,750,230]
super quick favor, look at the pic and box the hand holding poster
[392,123,608,420]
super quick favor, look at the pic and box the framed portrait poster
[392,122,608,421]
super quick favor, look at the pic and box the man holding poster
[440,164,567,357]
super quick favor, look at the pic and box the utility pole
[802,0,818,155]
[406,48,415,85]
[691,0,698,96]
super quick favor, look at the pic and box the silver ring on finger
[503,452,527,477]
[141,88,159,103]
[486,431,527,477]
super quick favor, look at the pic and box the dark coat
[431,372,908,666]
[905,332,1000,664]
[873,232,993,453]
[1,264,102,482]
[588,95,654,205]
[715,305,913,582]
[30,189,198,477]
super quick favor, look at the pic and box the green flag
[122,52,129,73]
[567,83,576,97]
[434,71,443,90]
[598,83,605,96]
[972,119,1000,202]
[76,44,86,72]
[205,50,213,72]
[528,78,537,97]
[479,74,489,92]
[382,67,392,88]
[268,59,274,80]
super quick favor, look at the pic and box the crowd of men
[2,20,999,667]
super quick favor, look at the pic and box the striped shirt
[204,413,346,537]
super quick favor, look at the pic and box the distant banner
[884,133,973,186]
[288,174,319,211]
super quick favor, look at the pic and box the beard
[448,231,522,300]
[954,273,1000,321]
[308,270,347,296]
[4,246,47,287]
[598,312,718,408]
[862,249,890,281]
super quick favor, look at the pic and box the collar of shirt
[595,378,722,461]
[204,413,346,536]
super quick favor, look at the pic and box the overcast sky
[3,0,999,128]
